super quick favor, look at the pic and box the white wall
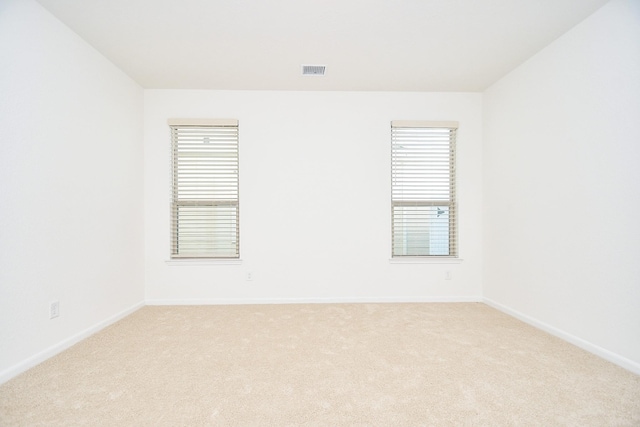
[145,91,483,303]
[483,0,640,371]
[0,0,145,381]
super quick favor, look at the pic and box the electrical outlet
[445,271,452,280]
[246,272,253,281]
[50,301,60,319]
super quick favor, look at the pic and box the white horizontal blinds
[391,121,457,257]
[170,120,239,258]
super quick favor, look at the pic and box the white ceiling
[35,0,609,92]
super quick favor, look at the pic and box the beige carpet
[1,303,639,426]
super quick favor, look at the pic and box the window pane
[175,204,238,257]
[392,205,450,256]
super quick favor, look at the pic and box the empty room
[1,0,639,425]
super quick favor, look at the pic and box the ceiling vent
[302,65,326,76]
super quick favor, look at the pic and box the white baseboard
[146,296,483,305]
[483,297,640,376]
[0,301,144,385]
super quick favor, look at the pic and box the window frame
[169,118,240,259]
[391,120,458,258]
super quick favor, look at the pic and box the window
[169,119,239,258]
[391,121,458,257]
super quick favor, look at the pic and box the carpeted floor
[1,303,639,426]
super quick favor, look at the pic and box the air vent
[302,65,326,76]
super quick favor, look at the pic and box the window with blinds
[391,121,458,257]
[169,119,239,258]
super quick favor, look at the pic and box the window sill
[389,257,463,264]
[165,259,243,266]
